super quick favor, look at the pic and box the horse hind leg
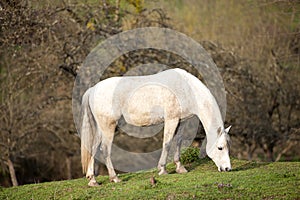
[86,157,99,186]
[100,121,121,183]
[173,121,188,174]
[158,118,179,175]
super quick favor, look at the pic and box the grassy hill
[1,158,299,199]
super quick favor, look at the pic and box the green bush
[180,147,200,165]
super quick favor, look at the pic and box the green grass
[1,158,299,199]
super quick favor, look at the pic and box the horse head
[207,126,232,172]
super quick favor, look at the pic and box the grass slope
[1,158,299,200]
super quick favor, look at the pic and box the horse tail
[80,88,99,174]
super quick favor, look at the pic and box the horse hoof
[176,166,188,174]
[88,180,99,187]
[158,170,168,176]
[110,176,121,183]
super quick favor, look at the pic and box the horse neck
[197,105,223,149]
[187,74,224,148]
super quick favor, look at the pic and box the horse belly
[121,85,181,126]
[123,109,164,126]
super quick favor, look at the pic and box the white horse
[80,68,231,186]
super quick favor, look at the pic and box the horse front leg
[173,121,188,174]
[158,118,179,175]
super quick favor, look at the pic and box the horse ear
[225,125,232,134]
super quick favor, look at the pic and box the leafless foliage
[0,0,299,187]
[0,0,171,186]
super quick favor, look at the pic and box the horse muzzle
[218,166,231,172]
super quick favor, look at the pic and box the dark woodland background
[0,0,299,187]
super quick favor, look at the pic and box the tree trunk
[7,158,18,186]
[66,156,72,180]
[246,143,256,161]
[266,148,274,162]
[199,137,207,158]
[275,141,297,162]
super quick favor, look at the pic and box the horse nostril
[225,167,231,172]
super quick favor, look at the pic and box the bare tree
[0,0,172,186]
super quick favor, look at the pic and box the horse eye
[218,147,223,151]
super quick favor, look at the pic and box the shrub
[180,147,200,165]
